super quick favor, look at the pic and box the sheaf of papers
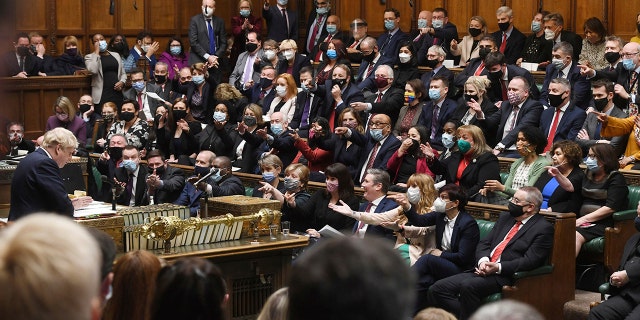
[318,225,345,238]
[145,92,168,104]
[74,201,117,218]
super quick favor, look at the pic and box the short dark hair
[439,183,468,211]
[592,79,614,93]
[583,17,608,41]
[433,7,448,17]
[136,31,153,41]
[324,163,355,201]
[6,121,24,133]
[146,149,164,161]
[384,8,400,18]
[519,126,547,154]
[164,36,185,56]
[15,32,29,42]
[299,66,314,76]
[121,99,139,112]
[484,51,506,67]
[430,75,450,88]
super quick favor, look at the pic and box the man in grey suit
[189,0,227,82]
[123,68,164,121]
[229,31,263,90]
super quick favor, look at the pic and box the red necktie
[501,80,508,101]
[362,143,380,182]
[499,33,507,53]
[356,202,373,231]
[491,221,522,262]
[474,62,485,76]
[375,92,383,103]
[545,108,562,152]
[308,15,323,52]
[137,93,143,110]
[365,63,375,78]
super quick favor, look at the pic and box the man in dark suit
[151,62,173,101]
[256,112,297,168]
[313,64,364,128]
[229,31,263,90]
[194,156,244,198]
[262,0,298,42]
[9,127,91,221]
[474,76,544,155]
[309,15,348,63]
[376,8,409,65]
[543,13,582,60]
[305,0,331,54]
[421,45,456,99]
[539,78,587,153]
[1,32,41,77]
[291,67,325,135]
[123,69,164,121]
[6,122,35,157]
[351,65,404,127]
[428,186,554,320]
[453,36,498,88]
[29,32,60,76]
[418,7,458,63]
[484,52,540,103]
[113,145,149,207]
[491,6,526,65]
[539,42,591,108]
[188,0,227,82]
[409,10,434,53]
[145,150,185,204]
[418,76,457,151]
[588,211,640,320]
[242,65,277,113]
[174,150,216,216]
[95,133,127,202]
[354,168,398,242]
[576,80,628,157]
[355,36,394,91]
[345,18,369,63]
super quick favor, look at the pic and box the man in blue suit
[262,0,298,42]
[312,64,364,128]
[354,168,398,243]
[539,42,591,108]
[376,8,409,65]
[9,128,91,221]
[418,75,457,151]
[354,36,394,92]
[539,78,587,153]
[188,0,227,82]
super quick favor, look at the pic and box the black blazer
[417,22,458,63]
[533,168,584,214]
[364,86,405,126]
[276,53,312,86]
[417,98,457,150]
[1,51,41,77]
[376,29,409,65]
[233,125,267,174]
[316,81,365,125]
[478,97,543,148]
[491,27,527,65]
[263,5,299,42]
[152,166,185,204]
[290,91,325,130]
[486,65,540,103]
[196,124,236,159]
[539,61,592,108]
[453,57,484,88]
[316,133,364,180]
[114,165,150,207]
[309,31,348,62]
[174,75,219,124]
[420,66,456,100]
[593,63,640,111]
[355,54,395,91]
[431,151,501,199]
[608,225,640,302]
[450,97,499,127]
[349,131,401,184]
[539,102,587,143]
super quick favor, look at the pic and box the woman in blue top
[534,140,584,214]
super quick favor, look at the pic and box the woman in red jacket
[387,125,438,192]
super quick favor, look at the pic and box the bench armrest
[513,265,554,280]
[598,282,610,294]
[613,209,637,221]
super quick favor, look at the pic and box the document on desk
[74,201,117,218]
[318,225,345,238]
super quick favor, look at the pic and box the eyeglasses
[622,52,639,58]
[511,197,530,205]
[368,122,389,128]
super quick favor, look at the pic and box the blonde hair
[215,83,244,101]
[244,103,265,127]
[285,163,310,189]
[257,287,288,320]
[0,214,101,320]
[457,125,491,158]
[63,35,79,50]
[464,76,492,97]
[414,307,457,320]
[42,127,79,150]
[279,39,298,51]
[54,96,77,121]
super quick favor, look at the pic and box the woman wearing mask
[393,41,419,90]
[266,73,297,121]
[263,163,312,234]
[393,79,427,139]
[253,154,285,199]
[316,108,365,179]
[107,99,149,151]
[94,102,118,154]
[276,39,311,85]
[46,96,87,146]
[291,117,333,177]
[234,104,267,173]
[107,34,129,60]
[196,103,236,159]
[579,17,608,70]
[156,98,202,165]
[425,124,501,201]
[85,33,127,111]
[159,36,189,80]
[576,143,628,256]
[516,11,553,70]
[54,36,86,75]
[230,0,263,64]
[258,39,281,69]
[215,83,249,124]
[451,76,497,126]
[174,62,218,124]
[534,140,584,214]
[439,121,458,160]
[330,173,440,266]
[315,39,350,85]
[450,16,488,66]
[387,125,438,191]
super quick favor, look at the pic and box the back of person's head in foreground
[469,299,544,320]
[256,287,289,320]
[0,214,101,320]
[151,257,228,320]
[414,307,458,320]
[288,237,415,320]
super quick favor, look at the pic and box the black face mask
[604,52,620,64]
[17,46,30,57]
[107,146,123,160]
[120,111,135,122]
[408,138,420,154]
[593,97,609,111]
[173,109,187,121]
[194,165,210,177]
[508,202,525,218]
[259,77,273,89]
[425,59,439,68]
[243,115,257,127]
[478,47,491,60]
[153,165,165,176]
[79,104,92,113]
[245,42,258,53]
[498,22,510,32]
[361,51,375,62]
[464,94,479,102]
[637,24,640,34]
[333,78,346,88]
[111,42,127,53]
[488,69,503,81]
[548,93,565,108]
[155,75,167,84]
[468,27,482,37]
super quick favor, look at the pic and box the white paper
[520,62,539,72]
[144,92,168,104]
[73,201,117,218]
[443,60,455,68]
[318,225,345,238]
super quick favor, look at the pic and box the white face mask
[398,52,411,64]
[282,50,295,60]
[544,28,556,41]
[433,197,448,213]
[406,187,421,204]
[202,6,214,17]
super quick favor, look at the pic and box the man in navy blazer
[428,187,554,319]
[9,128,88,221]
[418,76,457,151]
[376,8,409,65]
[354,168,398,242]
[539,42,591,108]
[262,0,298,42]
[539,78,587,151]
[313,65,364,127]
[484,52,540,103]
[421,45,456,100]
[418,8,458,62]
[355,36,394,91]
[174,150,215,216]
[1,32,42,77]
[242,65,277,113]
[350,65,404,127]
[290,67,325,135]
[490,6,526,65]
[188,0,227,82]
[399,184,480,312]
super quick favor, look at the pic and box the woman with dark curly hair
[534,140,584,213]
[156,98,202,165]
[315,39,350,85]
[214,83,249,123]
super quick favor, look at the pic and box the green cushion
[614,209,638,221]
[599,282,610,294]
[513,265,553,279]
[476,219,495,240]
[244,186,254,197]
[484,293,502,303]
[627,186,640,211]
[582,236,605,256]
[500,172,509,184]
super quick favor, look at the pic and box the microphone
[194,167,219,185]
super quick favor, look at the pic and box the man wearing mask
[350,65,404,128]
[123,68,163,120]
[29,32,58,76]
[189,0,227,83]
[418,7,458,62]
[409,11,433,53]
[418,76,457,151]
[77,95,101,142]
[576,80,627,157]
[483,52,540,104]
[539,42,591,108]
[291,66,325,135]
[229,31,263,90]
[96,134,127,201]
[538,78,587,153]
[263,0,298,42]
[312,64,364,129]
[194,156,244,199]
[145,150,185,204]
[355,36,393,91]
[306,0,332,54]
[491,6,526,65]
[174,150,216,216]
[429,187,553,319]
[542,13,582,60]
[257,112,297,168]
[1,32,41,77]
[421,45,455,99]
[243,65,277,113]
[346,19,369,63]
[376,8,408,65]
[602,36,624,71]
[6,122,35,157]
[123,31,159,76]
[151,62,172,101]
[310,15,347,62]
[113,145,149,207]
[453,36,498,88]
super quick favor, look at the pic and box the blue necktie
[207,19,216,54]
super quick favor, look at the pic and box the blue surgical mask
[441,132,455,149]
[277,0,288,5]
[370,128,384,141]
[326,24,337,34]
[210,170,222,182]
[584,157,599,171]
[417,19,428,29]
[240,9,250,17]
[192,75,205,85]
[326,49,337,60]
[213,111,227,122]
[384,20,395,31]
[316,7,328,15]
[132,81,145,92]
[623,58,636,71]
[271,123,284,136]
[457,139,471,153]
[428,88,441,100]
[531,21,541,33]
[262,172,276,183]
[170,46,182,55]
[99,40,108,52]
[121,159,138,173]
[432,19,444,29]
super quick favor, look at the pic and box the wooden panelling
[540,0,573,31]
[149,0,177,32]
[509,1,540,36]
[87,0,116,31]
[120,0,145,31]
[609,0,640,41]
[56,0,83,31]
[574,0,605,35]
[15,0,47,32]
